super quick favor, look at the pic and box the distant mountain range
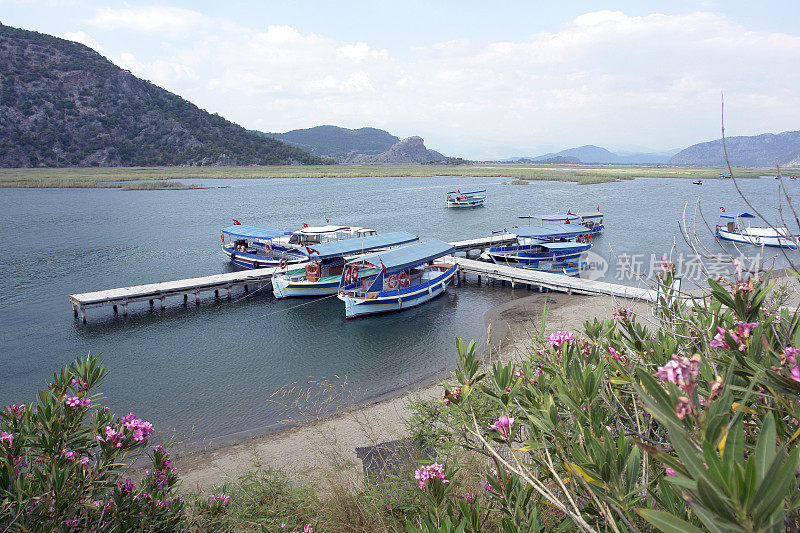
[261,125,445,163]
[506,145,679,165]
[668,130,800,167]
[0,23,323,167]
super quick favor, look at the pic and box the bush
[0,354,186,531]
[415,264,800,531]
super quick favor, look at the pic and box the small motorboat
[692,180,703,185]
[715,212,799,249]
[446,188,486,208]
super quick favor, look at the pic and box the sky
[2,1,800,159]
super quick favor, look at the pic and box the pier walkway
[452,257,658,302]
[69,233,653,322]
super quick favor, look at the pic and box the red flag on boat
[565,218,570,224]
[305,246,319,255]
[232,219,241,225]
[325,218,330,223]
[597,204,600,211]
[380,258,386,276]
[720,207,726,213]
[302,222,308,228]
[457,189,460,194]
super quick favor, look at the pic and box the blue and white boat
[446,188,486,208]
[221,225,306,269]
[523,260,584,276]
[337,241,458,319]
[487,224,593,266]
[523,209,604,233]
[272,231,418,298]
[715,212,799,249]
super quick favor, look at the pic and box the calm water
[0,175,795,446]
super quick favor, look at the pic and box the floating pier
[452,257,658,302]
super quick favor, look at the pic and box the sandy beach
[174,291,653,493]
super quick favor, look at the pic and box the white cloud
[86,6,207,36]
[88,10,800,157]
[60,30,103,53]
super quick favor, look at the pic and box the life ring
[398,271,409,287]
[350,266,359,284]
[280,258,288,269]
[220,233,224,243]
[264,242,273,255]
[386,274,398,288]
[306,262,319,278]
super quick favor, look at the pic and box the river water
[0,175,795,447]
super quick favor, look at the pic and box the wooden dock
[70,233,652,322]
[69,262,308,323]
[452,257,658,302]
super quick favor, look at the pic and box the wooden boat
[715,212,799,249]
[272,231,418,298]
[221,225,306,269]
[337,241,458,319]
[487,225,593,265]
[446,188,486,208]
[523,260,583,276]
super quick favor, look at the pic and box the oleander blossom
[665,468,677,477]
[64,396,91,408]
[118,478,136,494]
[96,425,124,447]
[414,462,449,490]
[653,354,701,388]
[463,492,475,503]
[548,331,575,348]
[441,387,462,406]
[121,413,154,442]
[0,431,12,447]
[675,396,695,420]
[488,414,515,441]
[209,493,230,508]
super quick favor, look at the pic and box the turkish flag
[305,246,319,255]
[232,219,241,225]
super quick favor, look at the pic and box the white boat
[521,209,604,234]
[337,241,458,319]
[715,212,799,249]
[272,231,418,298]
[446,188,486,208]
[274,224,377,249]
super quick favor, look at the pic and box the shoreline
[172,290,652,493]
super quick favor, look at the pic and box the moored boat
[487,224,593,265]
[221,225,306,269]
[446,188,486,208]
[272,231,418,298]
[715,212,799,249]
[522,208,604,233]
[274,225,377,249]
[337,241,458,319]
[522,260,584,276]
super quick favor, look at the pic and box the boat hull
[446,196,486,208]
[222,245,307,269]
[522,261,583,276]
[272,273,342,298]
[716,229,798,249]
[487,243,591,265]
[338,265,458,319]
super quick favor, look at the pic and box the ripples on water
[0,176,796,444]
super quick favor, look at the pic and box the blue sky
[2,1,800,158]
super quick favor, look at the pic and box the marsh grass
[121,180,202,190]
[0,164,772,188]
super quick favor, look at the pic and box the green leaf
[753,413,776,485]
[636,509,706,533]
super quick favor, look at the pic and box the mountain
[0,23,323,167]
[527,145,674,164]
[262,125,445,163]
[669,131,800,167]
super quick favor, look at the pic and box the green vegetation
[0,164,775,188]
[120,180,202,190]
[0,23,324,167]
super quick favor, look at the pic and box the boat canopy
[350,240,454,274]
[294,225,351,235]
[447,188,486,195]
[720,212,756,219]
[222,225,289,240]
[306,232,418,260]
[514,224,592,239]
[536,214,581,222]
[574,212,603,220]
[540,242,589,251]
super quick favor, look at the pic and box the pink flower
[653,354,701,386]
[783,347,800,365]
[791,366,800,383]
[735,321,759,340]
[488,414,515,441]
[675,397,694,420]
[709,327,730,349]
[0,431,13,447]
[414,463,449,490]
[463,493,475,503]
[64,396,90,408]
[608,347,619,358]
[665,468,677,477]
[548,331,575,348]
[121,413,154,442]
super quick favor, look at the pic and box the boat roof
[540,242,589,251]
[447,188,486,195]
[307,232,418,260]
[350,240,454,273]
[222,225,289,240]
[720,212,756,219]
[514,224,592,239]
[295,225,351,235]
[536,214,581,221]
[574,212,603,219]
